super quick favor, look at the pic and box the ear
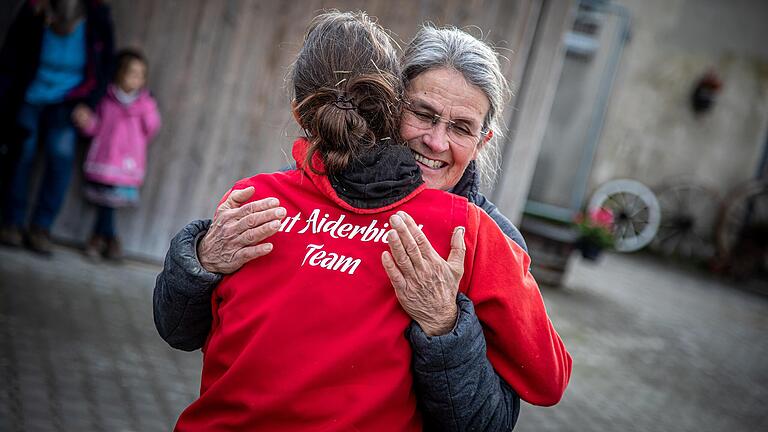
[481,129,493,147]
[473,129,493,158]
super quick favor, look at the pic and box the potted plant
[575,207,615,260]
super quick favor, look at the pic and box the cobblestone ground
[0,246,201,432]
[518,254,768,432]
[1,245,766,431]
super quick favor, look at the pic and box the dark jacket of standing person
[0,0,114,127]
[0,0,114,191]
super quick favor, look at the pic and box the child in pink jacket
[72,48,160,259]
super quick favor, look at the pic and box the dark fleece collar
[329,143,424,209]
[293,138,425,211]
[293,138,481,208]
[449,160,480,202]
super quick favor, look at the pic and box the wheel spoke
[605,195,622,212]
[614,192,628,210]
[681,233,694,258]
[657,226,681,244]
[629,193,643,216]
[669,229,685,255]
[679,188,693,214]
[617,222,630,241]
[629,204,649,218]
[661,230,684,254]
[673,187,686,211]
[630,219,641,237]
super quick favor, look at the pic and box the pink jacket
[81,85,161,186]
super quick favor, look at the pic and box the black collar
[448,160,480,202]
[329,143,424,209]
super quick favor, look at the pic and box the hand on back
[198,186,286,274]
[198,189,469,334]
[382,211,466,336]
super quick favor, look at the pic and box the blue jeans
[93,205,116,238]
[3,102,77,230]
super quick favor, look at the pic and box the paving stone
[1,246,767,431]
[516,254,768,432]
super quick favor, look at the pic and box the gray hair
[401,25,510,187]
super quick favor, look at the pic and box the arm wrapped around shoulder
[153,219,221,351]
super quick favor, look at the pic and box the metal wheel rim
[716,180,768,260]
[651,182,720,259]
[588,179,661,252]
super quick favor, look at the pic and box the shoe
[0,225,23,247]
[26,226,53,256]
[84,235,106,259]
[104,237,123,261]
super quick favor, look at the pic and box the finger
[231,242,274,267]
[446,226,467,275]
[230,199,284,232]
[236,218,282,246]
[381,251,407,293]
[232,206,285,236]
[218,186,256,212]
[386,228,418,278]
[397,211,438,259]
[233,196,281,217]
[389,213,425,270]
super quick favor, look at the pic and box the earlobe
[483,129,494,145]
[476,130,493,155]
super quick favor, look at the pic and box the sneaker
[104,237,123,261]
[84,235,106,259]
[0,225,23,247]
[26,226,53,256]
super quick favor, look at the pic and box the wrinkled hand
[198,186,286,274]
[72,104,93,129]
[381,210,466,336]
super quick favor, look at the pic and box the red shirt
[174,139,571,431]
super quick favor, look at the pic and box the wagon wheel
[716,180,768,278]
[651,183,720,260]
[588,179,661,252]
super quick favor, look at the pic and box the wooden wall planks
[3,0,539,260]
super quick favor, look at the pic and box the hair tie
[332,94,357,111]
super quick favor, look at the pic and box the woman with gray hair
[155,22,570,430]
[397,24,522,242]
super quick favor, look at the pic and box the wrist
[165,219,222,298]
[407,294,485,371]
[195,232,217,274]
[421,303,459,336]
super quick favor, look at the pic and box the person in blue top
[0,0,114,254]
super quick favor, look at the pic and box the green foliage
[575,208,615,249]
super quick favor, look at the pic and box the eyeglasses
[402,104,486,147]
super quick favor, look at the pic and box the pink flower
[589,208,614,230]
[575,208,615,249]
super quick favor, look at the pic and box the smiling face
[400,67,491,191]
